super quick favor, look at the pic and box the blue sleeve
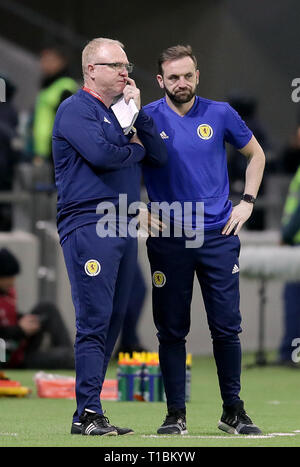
[56,101,146,171]
[224,104,253,149]
[134,109,168,167]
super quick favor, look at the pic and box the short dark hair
[158,45,197,75]
[0,248,20,277]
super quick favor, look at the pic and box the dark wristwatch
[241,194,256,204]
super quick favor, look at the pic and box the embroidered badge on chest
[197,124,213,140]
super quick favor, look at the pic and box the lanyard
[82,86,104,103]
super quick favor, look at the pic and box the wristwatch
[241,194,256,204]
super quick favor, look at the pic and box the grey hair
[82,37,124,78]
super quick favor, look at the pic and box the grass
[1,353,300,447]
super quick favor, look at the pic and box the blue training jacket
[52,89,167,240]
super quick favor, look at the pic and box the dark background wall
[0,0,299,153]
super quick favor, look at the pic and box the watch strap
[241,194,256,204]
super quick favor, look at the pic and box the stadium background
[0,0,299,356]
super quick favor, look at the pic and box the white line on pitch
[142,432,299,439]
[142,435,276,439]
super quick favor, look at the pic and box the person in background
[277,165,300,368]
[0,248,74,369]
[0,76,19,231]
[277,122,300,176]
[29,46,78,172]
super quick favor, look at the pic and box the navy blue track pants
[62,223,137,421]
[279,282,300,361]
[147,229,242,410]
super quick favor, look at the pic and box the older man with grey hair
[52,37,167,436]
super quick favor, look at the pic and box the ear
[196,69,200,85]
[156,74,165,89]
[87,64,96,80]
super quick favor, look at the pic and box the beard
[165,85,196,104]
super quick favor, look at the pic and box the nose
[119,66,128,76]
[177,76,188,87]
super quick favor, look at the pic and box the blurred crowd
[0,45,78,231]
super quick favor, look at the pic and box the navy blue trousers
[119,262,146,349]
[279,282,300,361]
[62,223,137,421]
[147,229,242,410]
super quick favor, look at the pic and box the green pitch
[1,353,300,447]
